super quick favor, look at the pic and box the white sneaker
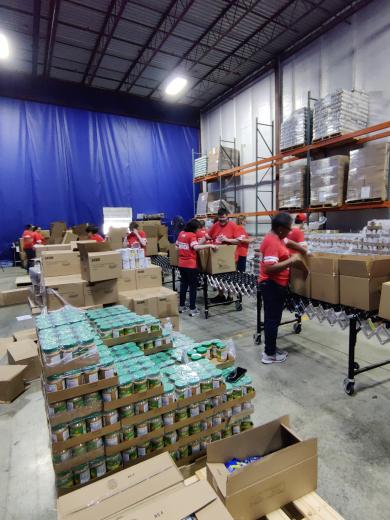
[261,351,287,364]
[189,308,200,317]
[179,306,188,314]
[276,349,288,357]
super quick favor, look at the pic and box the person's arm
[197,236,207,245]
[264,254,300,274]
[193,243,217,251]
[134,229,147,246]
[285,239,307,255]
[220,236,240,245]
[238,237,256,244]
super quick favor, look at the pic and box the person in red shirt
[127,222,147,248]
[259,213,305,365]
[176,219,216,316]
[22,224,35,270]
[235,215,255,272]
[287,213,307,254]
[86,225,105,243]
[32,226,46,246]
[206,208,241,303]
[195,220,208,244]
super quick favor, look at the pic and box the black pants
[236,256,247,272]
[179,267,198,310]
[25,248,35,270]
[260,280,288,356]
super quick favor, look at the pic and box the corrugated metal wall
[200,0,390,233]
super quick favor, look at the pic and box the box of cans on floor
[37,307,255,495]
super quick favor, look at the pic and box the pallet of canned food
[38,306,255,494]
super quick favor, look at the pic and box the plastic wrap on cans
[207,145,239,174]
[313,89,369,141]
[193,155,208,178]
[280,107,311,151]
[310,155,349,206]
[278,159,306,209]
[119,247,148,270]
[346,142,389,202]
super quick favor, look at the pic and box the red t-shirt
[22,229,35,250]
[90,233,104,243]
[208,221,240,244]
[33,231,45,245]
[196,229,207,241]
[259,232,291,287]
[235,225,249,261]
[287,227,305,254]
[176,231,198,269]
[127,230,146,248]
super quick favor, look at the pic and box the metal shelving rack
[255,118,274,234]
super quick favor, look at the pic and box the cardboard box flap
[339,255,390,277]
[309,254,340,274]
[7,339,38,362]
[226,436,317,496]
[207,415,290,463]
[127,481,232,520]
[58,452,183,520]
[77,242,112,260]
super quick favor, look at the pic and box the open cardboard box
[57,452,184,520]
[206,415,317,520]
[7,339,41,381]
[198,245,236,274]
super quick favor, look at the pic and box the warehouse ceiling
[0,0,373,110]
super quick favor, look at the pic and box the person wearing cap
[287,213,308,254]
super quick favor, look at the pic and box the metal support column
[255,120,275,234]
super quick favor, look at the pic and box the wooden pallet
[345,197,385,205]
[183,467,345,520]
[312,132,342,143]
[281,143,307,153]
[310,203,341,208]
[279,207,304,211]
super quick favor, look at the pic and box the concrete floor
[1,267,390,519]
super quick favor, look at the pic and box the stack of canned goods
[187,340,230,363]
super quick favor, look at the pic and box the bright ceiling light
[0,34,9,59]
[165,76,187,96]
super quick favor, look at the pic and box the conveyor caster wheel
[235,302,243,311]
[354,362,360,370]
[293,323,302,334]
[253,333,261,345]
[343,378,355,396]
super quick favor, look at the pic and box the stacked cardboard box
[280,107,311,151]
[135,221,169,256]
[310,155,349,206]
[278,160,306,209]
[207,145,239,174]
[313,89,369,141]
[346,143,389,202]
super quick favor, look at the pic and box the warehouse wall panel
[0,97,198,257]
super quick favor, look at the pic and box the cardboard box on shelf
[84,280,118,306]
[156,287,178,317]
[57,452,184,520]
[168,243,178,267]
[13,329,37,341]
[78,242,121,283]
[45,276,86,310]
[0,365,27,402]
[35,244,72,257]
[117,269,137,292]
[145,237,158,256]
[207,415,317,520]
[127,480,233,520]
[41,251,81,278]
[136,266,162,289]
[340,276,389,311]
[7,339,40,381]
[379,282,390,320]
[1,288,29,306]
[198,245,236,274]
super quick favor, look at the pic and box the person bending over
[87,225,105,243]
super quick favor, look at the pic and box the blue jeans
[236,256,247,272]
[260,280,288,356]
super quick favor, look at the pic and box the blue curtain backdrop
[0,96,198,257]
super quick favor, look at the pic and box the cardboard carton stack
[346,142,390,202]
[310,155,349,207]
[40,307,255,495]
[290,253,390,310]
[313,89,369,141]
[207,145,239,174]
[279,160,306,209]
[280,107,311,151]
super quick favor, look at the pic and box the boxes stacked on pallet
[194,155,208,179]
[313,89,369,141]
[278,160,306,209]
[40,306,255,495]
[346,143,390,203]
[207,145,240,174]
[280,107,311,151]
[310,155,349,207]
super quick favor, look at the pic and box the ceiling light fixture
[0,34,9,59]
[165,76,187,96]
